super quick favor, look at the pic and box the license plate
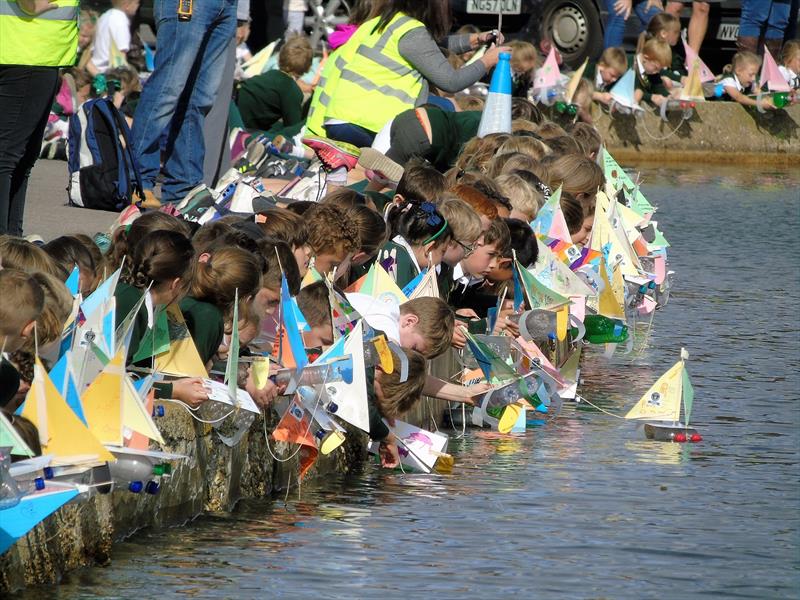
[466,0,521,15]
[717,23,739,41]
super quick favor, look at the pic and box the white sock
[325,166,348,186]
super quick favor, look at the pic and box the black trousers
[0,66,59,236]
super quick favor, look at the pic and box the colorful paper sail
[0,487,79,555]
[122,375,164,446]
[65,266,80,297]
[682,39,715,83]
[597,260,626,320]
[516,261,571,310]
[272,398,318,479]
[328,284,360,340]
[153,303,208,378]
[406,267,440,300]
[609,69,638,109]
[0,410,34,457]
[680,60,706,102]
[369,420,449,473]
[360,262,408,306]
[81,349,125,446]
[81,266,122,322]
[21,358,115,464]
[132,306,170,364]
[533,240,595,298]
[224,290,241,405]
[317,321,370,432]
[533,47,561,91]
[600,148,655,217]
[300,265,323,289]
[760,45,792,92]
[48,353,86,425]
[478,51,513,136]
[565,58,588,103]
[143,40,155,71]
[243,39,279,78]
[296,386,347,455]
[279,274,309,371]
[625,357,685,422]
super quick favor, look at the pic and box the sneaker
[301,136,360,171]
[234,137,269,174]
[229,128,252,163]
[138,188,162,210]
[357,147,404,183]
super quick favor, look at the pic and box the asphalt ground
[22,159,117,241]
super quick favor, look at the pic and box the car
[450,0,746,72]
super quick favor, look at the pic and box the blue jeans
[324,123,376,148]
[739,0,791,40]
[604,0,662,48]
[132,0,237,202]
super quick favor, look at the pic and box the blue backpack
[68,97,144,211]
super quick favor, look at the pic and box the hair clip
[419,202,442,226]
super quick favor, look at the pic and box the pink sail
[760,46,792,92]
[533,47,561,90]
[682,39,715,83]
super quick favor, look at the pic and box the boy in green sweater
[237,34,313,132]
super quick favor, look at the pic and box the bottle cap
[129,481,144,493]
[145,481,160,495]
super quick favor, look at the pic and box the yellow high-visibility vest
[324,13,424,134]
[0,0,79,67]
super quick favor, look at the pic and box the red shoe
[302,136,360,171]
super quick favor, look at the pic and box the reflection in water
[14,167,800,599]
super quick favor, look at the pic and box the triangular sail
[625,360,683,422]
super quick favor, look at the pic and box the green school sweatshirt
[238,70,304,131]
[179,297,224,367]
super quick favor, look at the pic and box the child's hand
[613,0,632,19]
[493,312,520,338]
[760,96,776,110]
[379,432,400,468]
[595,92,613,105]
[172,378,209,408]
[245,370,283,409]
[451,326,467,349]
[458,382,493,405]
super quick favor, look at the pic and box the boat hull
[643,423,699,442]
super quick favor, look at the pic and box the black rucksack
[67,97,144,211]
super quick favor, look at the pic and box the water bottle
[583,315,628,344]
[0,448,23,509]
[109,455,158,487]
[507,310,578,343]
[772,92,789,108]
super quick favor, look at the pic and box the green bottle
[583,315,628,344]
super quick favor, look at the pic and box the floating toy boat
[625,348,702,443]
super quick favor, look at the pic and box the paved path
[23,159,116,241]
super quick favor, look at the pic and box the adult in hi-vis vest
[0,0,78,235]
[313,0,508,148]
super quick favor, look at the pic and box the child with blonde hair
[494,173,542,222]
[779,40,800,89]
[588,47,628,105]
[718,52,775,109]
[509,40,538,97]
[633,38,674,106]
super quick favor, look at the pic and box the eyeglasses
[455,239,475,255]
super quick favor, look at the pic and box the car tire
[304,0,352,51]
[541,0,604,68]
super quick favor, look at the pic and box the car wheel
[541,0,604,67]
[304,0,352,51]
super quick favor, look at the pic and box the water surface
[19,166,800,599]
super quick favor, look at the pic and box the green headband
[422,218,449,246]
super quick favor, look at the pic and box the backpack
[67,97,144,211]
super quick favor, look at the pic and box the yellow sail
[591,192,641,277]
[154,303,208,378]
[408,267,440,300]
[598,260,626,320]
[625,360,683,422]
[362,263,408,305]
[82,349,125,446]
[22,358,115,463]
[109,38,128,68]
[122,375,164,445]
[680,60,705,102]
[565,59,588,103]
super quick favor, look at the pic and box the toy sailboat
[625,349,702,443]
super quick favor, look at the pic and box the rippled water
[18,166,800,599]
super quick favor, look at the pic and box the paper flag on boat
[680,60,706,102]
[328,284,360,340]
[600,149,655,217]
[81,349,125,446]
[121,375,164,445]
[625,359,684,422]
[224,289,241,404]
[125,388,156,450]
[272,397,318,479]
[760,45,792,92]
[115,288,149,357]
[279,274,309,371]
[531,185,562,237]
[109,38,128,68]
[361,262,408,305]
[565,58,588,103]
[132,306,170,364]
[682,39,715,83]
[0,487,79,555]
[21,358,115,464]
[597,260,626,320]
[609,69,638,109]
[296,386,347,455]
[301,266,323,289]
[369,420,449,473]
[203,378,260,414]
[533,240,595,298]
[589,193,641,278]
[407,268,440,300]
[81,266,122,321]
[533,47,561,91]
[319,321,370,432]
[48,353,86,425]
[0,410,34,456]
[517,261,571,310]
[153,303,208,378]
[65,266,80,297]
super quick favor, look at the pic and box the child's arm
[725,86,776,109]
[592,90,613,104]
[423,375,492,404]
